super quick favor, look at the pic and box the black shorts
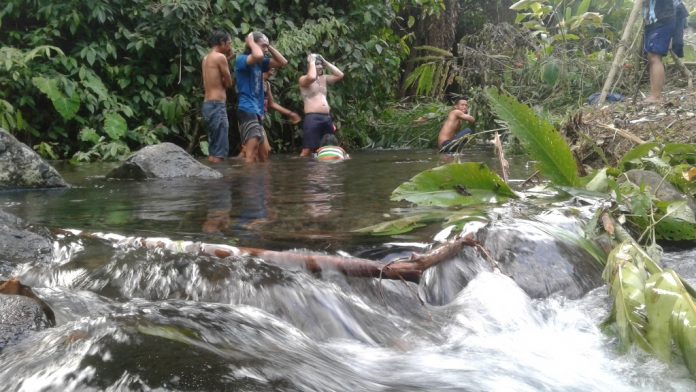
[302,113,335,150]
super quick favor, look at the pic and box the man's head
[315,57,324,75]
[245,31,270,54]
[208,30,231,49]
[454,99,469,113]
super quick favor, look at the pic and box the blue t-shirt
[235,55,270,115]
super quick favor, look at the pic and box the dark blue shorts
[644,20,676,56]
[202,101,229,159]
[441,128,473,149]
[302,113,335,150]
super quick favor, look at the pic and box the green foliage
[391,162,518,207]
[485,87,578,186]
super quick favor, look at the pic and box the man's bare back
[437,99,475,148]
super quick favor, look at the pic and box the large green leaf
[603,242,651,352]
[32,76,80,120]
[485,87,578,186]
[646,270,696,373]
[103,112,127,141]
[391,162,518,207]
[619,142,659,171]
[353,212,449,236]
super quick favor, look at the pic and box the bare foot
[643,96,662,105]
[207,156,223,163]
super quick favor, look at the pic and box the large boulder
[0,129,68,190]
[0,210,53,270]
[107,143,222,180]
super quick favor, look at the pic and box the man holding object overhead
[236,32,288,163]
[299,53,344,157]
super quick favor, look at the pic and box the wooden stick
[597,0,643,106]
[594,123,646,144]
[493,131,509,183]
[670,50,693,89]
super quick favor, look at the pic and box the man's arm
[455,110,475,124]
[267,45,288,69]
[217,53,233,88]
[317,55,344,84]
[299,54,317,87]
[245,33,265,65]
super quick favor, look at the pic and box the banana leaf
[646,270,696,373]
[603,242,651,352]
[485,87,578,187]
[391,162,518,207]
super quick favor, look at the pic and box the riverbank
[563,85,696,172]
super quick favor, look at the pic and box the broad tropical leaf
[32,76,80,120]
[485,87,578,186]
[391,162,518,207]
[645,270,696,374]
[603,242,651,352]
[353,212,449,236]
[104,112,127,141]
[619,142,658,171]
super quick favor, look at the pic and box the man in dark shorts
[235,32,287,163]
[643,0,677,104]
[299,54,344,157]
[201,30,234,163]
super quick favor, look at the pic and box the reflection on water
[1,149,695,391]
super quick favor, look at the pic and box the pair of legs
[300,113,335,157]
[644,20,676,104]
[202,101,229,163]
[238,111,268,163]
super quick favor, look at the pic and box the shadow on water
[1,149,696,391]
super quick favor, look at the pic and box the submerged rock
[0,128,68,190]
[0,279,55,350]
[0,209,53,269]
[479,220,604,299]
[107,143,222,180]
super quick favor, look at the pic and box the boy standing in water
[299,53,344,157]
[201,30,234,163]
[236,32,288,163]
[437,99,475,151]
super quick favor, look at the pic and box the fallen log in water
[63,230,477,283]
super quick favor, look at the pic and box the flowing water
[1,149,695,391]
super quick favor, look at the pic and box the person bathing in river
[437,99,475,151]
[238,68,301,159]
[201,30,234,163]
[314,133,349,161]
[299,53,344,157]
[236,32,288,163]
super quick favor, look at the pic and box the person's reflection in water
[234,165,275,239]
[202,181,232,235]
[303,162,343,219]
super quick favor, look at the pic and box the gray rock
[479,220,604,299]
[0,209,53,267]
[0,129,68,190]
[107,142,222,180]
[622,169,696,212]
[0,294,53,350]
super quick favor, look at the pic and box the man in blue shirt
[235,32,288,163]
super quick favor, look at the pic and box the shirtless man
[299,54,344,157]
[201,30,234,163]
[437,99,475,150]
[235,32,288,164]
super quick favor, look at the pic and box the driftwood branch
[493,131,509,183]
[597,0,643,106]
[70,231,478,283]
[595,122,646,144]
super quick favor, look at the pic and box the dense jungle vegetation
[0,0,694,160]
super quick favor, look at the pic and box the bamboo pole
[670,50,693,89]
[597,0,643,106]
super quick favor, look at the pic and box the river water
[1,149,695,391]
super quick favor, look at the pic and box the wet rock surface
[0,129,68,190]
[107,142,223,180]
